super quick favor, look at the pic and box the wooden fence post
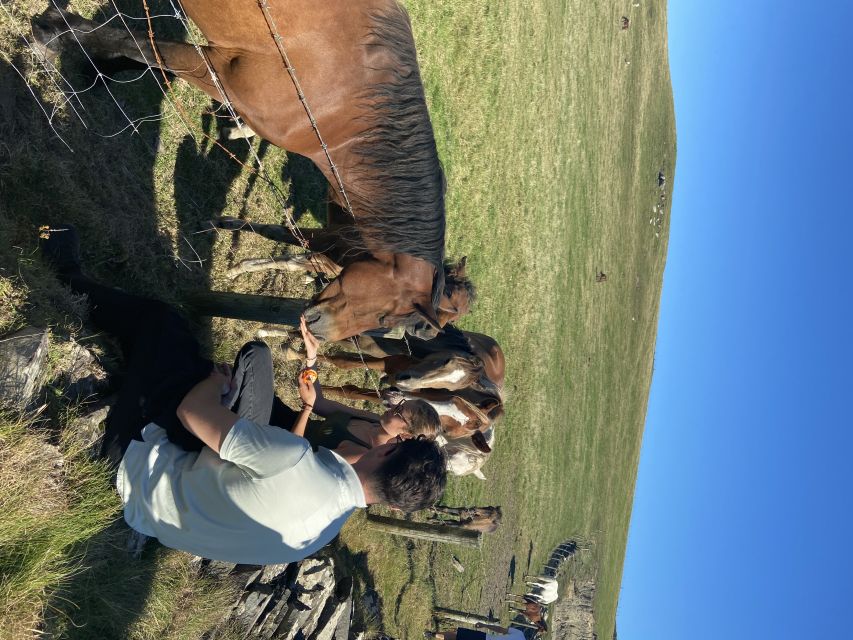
[433,608,498,626]
[185,291,305,326]
[365,514,482,548]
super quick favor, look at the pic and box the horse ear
[471,430,492,454]
[456,256,467,277]
[413,302,442,331]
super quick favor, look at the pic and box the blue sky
[618,2,852,638]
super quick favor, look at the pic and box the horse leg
[321,353,388,372]
[320,384,383,404]
[32,8,223,99]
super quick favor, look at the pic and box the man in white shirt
[425,626,528,640]
[42,225,447,564]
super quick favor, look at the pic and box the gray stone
[274,557,336,640]
[0,326,49,409]
[58,340,109,402]
[309,595,350,640]
[68,399,113,456]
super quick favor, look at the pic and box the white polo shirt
[116,418,366,564]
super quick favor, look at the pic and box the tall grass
[0,415,119,639]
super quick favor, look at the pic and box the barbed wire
[3,0,388,398]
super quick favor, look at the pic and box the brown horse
[216,216,474,338]
[296,323,505,438]
[324,382,503,440]
[505,597,548,634]
[32,1,446,342]
[292,322,504,391]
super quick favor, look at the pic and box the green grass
[0,0,674,638]
[0,415,119,639]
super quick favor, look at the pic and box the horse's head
[403,257,475,340]
[303,253,441,342]
[440,396,495,439]
[387,352,484,392]
[442,426,495,477]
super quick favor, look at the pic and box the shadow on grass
[2,1,330,635]
[331,542,386,635]
[45,523,160,639]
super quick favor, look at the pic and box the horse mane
[344,7,446,307]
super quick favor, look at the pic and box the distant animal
[658,171,667,187]
[33,1,448,342]
[596,271,608,283]
[511,575,558,605]
[525,575,559,593]
[427,505,502,533]
[621,16,630,30]
[507,599,547,634]
[526,584,558,605]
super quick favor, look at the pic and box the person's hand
[212,362,234,395]
[212,363,237,406]
[298,374,317,410]
[300,315,321,363]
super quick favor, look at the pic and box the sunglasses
[390,399,409,427]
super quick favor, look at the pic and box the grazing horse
[505,597,548,634]
[427,505,502,533]
[441,427,495,478]
[287,322,504,439]
[32,1,447,341]
[325,383,502,440]
[218,217,475,338]
[524,575,559,595]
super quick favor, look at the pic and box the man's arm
[176,372,239,453]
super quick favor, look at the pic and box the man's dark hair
[374,437,447,512]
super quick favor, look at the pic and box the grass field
[0,1,674,639]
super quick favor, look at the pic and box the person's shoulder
[220,418,312,472]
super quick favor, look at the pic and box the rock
[310,595,351,640]
[274,557,336,640]
[0,326,49,409]
[451,556,465,573]
[68,398,114,456]
[56,340,109,402]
